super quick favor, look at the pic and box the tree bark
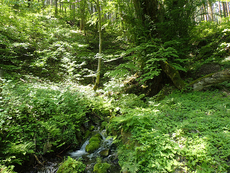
[55,0,58,16]
[93,0,102,91]
[219,1,222,23]
[208,1,214,21]
[160,61,186,90]
[222,2,227,17]
[202,3,207,21]
[226,1,229,17]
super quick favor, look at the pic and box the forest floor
[1,78,230,172]
[1,4,230,173]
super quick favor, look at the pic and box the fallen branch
[104,56,124,63]
[33,154,44,166]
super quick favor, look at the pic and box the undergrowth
[0,79,113,171]
[108,90,230,172]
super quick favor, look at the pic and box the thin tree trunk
[208,1,214,21]
[226,1,229,16]
[200,6,203,21]
[93,0,102,91]
[202,3,207,21]
[223,2,226,17]
[55,0,58,16]
[73,3,75,24]
[80,0,86,31]
[219,1,222,23]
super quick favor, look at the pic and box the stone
[99,149,109,157]
[85,134,102,153]
[93,161,110,173]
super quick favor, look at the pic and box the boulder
[85,134,102,153]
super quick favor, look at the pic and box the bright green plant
[0,80,114,169]
[57,156,86,173]
[0,165,16,173]
[109,90,230,172]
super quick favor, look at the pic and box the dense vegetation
[1,0,230,172]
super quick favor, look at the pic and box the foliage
[189,19,230,71]
[1,1,230,172]
[0,79,113,169]
[57,156,86,173]
[106,39,187,87]
[108,90,230,172]
[0,4,98,82]
[0,165,16,173]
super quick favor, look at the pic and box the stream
[69,129,120,173]
[24,129,120,173]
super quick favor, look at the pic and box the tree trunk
[72,3,75,24]
[219,1,222,23]
[226,1,229,17]
[80,0,86,31]
[202,3,207,21]
[208,1,214,21]
[0,68,3,78]
[160,61,186,90]
[223,2,226,17]
[93,0,102,91]
[55,0,58,16]
[132,0,158,23]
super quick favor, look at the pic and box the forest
[1,0,230,172]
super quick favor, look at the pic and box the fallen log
[160,61,230,91]
[189,69,230,91]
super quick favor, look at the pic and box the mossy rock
[85,134,102,153]
[93,159,110,173]
[99,149,109,157]
[57,156,86,173]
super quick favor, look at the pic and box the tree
[93,0,102,91]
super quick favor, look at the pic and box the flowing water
[24,129,120,173]
[69,129,120,173]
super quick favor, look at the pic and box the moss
[90,125,95,131]
[85,134,102,153]
[160,61,186,89]
[93,158,110,173]
[57,156,86,173]
[99,149,109,157]
[188,72,214,87]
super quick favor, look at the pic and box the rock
[93,158,110,173]
[196,63,221,78]
[57,156,86,173]
[99,149,109,157]
[85,134,102,153]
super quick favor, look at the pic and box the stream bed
[24,130,121,173]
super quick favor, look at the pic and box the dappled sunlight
[109,90,230,172]
[1,0,230,172]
